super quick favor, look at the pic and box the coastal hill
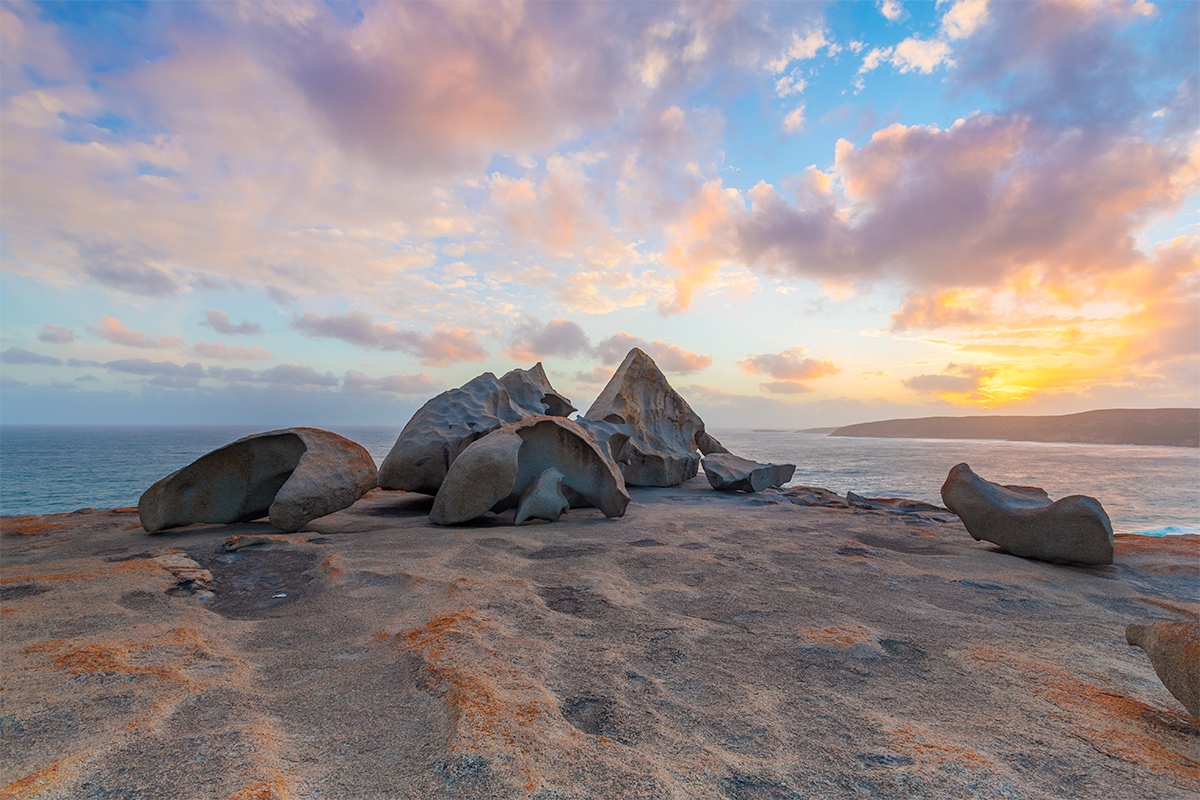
[828,408,1200,448]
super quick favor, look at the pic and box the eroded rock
[575,348,717,487]
[430,417,628,526]
[703,453,795,493]
[940,462,1114,565]
[138,428,377,534]
[514,468,571,525]
[1126,621,1200,720]
[377,363,574,495]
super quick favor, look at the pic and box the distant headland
[823,408,1200,448]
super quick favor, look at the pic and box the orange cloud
[89,316,183,349]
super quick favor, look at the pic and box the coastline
[2,480,1197,797]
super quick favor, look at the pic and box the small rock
[138,428,377,534]
[1126,620,1200,719]
[430,416,629,526]
[514,468,571,525]
[940,462,1113,565]
[702,454,795,493]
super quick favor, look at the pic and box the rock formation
[429,416,629,525]
[138,428,377,534]
[1126,621,1200,719]
[575,348,722,487]
[940,462,1114,565]
[377,363,575,495]
[514,467,571,525]
[702,453,795,493]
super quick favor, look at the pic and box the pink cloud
[342,370,444,396]
[738,347,841,381]
[760,381,816,394]
[188,342,273,361]
[38,325,76,344]
[89,316,184,349]
[594,332,711,374]
[505,316,593,362]
[903,363,995,395]
[291,310,486,366]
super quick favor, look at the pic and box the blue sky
[1,0,1197,427]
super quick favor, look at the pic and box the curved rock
[377,363,575,495]
[576,348,716,487]
[940,462,1114,565]
[514,468,571,525]
[430,417,629,526]
[139,428,377,534]
[703,454,795,493]
[1126,621,1200,719]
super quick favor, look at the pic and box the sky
[1,0,1197,429]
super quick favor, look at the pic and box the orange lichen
[320,553,345,576]
[1136,596,1200,619]
[885,722,998,772]
[802,624,876,647]
[0,517,71,537]
[964,645,1200,786]
[223,776,294,800]
[0,760,68,800]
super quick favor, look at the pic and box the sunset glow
[1,0,1196,427]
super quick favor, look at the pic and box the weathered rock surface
[3,487,1197,798]
[576,348,717,487]
[377,363,575,495]
[514,467,571,525]
[138,427,377,534]
[430,416,629,525]
[941,462,1114,565]
[1127,621,1200,719]
[702,453,795,493]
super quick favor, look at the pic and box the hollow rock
[377,363,575,495]
[429,417,629,526]
[940,462,1114,565]
[138,428,377,534]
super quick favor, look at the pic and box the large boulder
[1126,621,1200,719]
[139,428,377,534]
[703,453,795,493]
[940,462,1113,565]
[377,363,575,495]
[429,416,629,526]
[575,348,722,487]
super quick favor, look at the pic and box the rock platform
[2,480,1197,798]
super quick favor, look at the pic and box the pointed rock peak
[501,362,577,417]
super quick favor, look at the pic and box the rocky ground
[2,479,1197,799]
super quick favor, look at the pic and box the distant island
[825,408,1199,448]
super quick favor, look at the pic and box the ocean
[1,425,1197,536]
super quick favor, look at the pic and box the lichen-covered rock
[703,454,795,493]
[377,363,574,495]
[575,348,717,487]
[514,468,571,525]
[139,428,377,534]
[430,417,628,526]
[940,462,1114,565]
[1126,621,1200,719]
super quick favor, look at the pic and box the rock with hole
[940,462,1113,565]
[377,363,575,495]
[430,416,628,525]
[138,427,377,534]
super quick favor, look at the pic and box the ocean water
[1,425,1197,537]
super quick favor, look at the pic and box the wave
[1126,524,1200,537]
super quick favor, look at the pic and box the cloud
[76,240,184,297]
[253,364,339,388]
[266,285,298,306]
[76,375,100,382]
[760,380,816,394]
[105,358,206,378]
[878,0,907,23]
[90,316,184,349]
[940,0,989,41]
[202,309,263,336]
[891,37,954,74]
[1,347,62,366]
[890,291,992,331]
[903,362,995,395]
[594,332,711,374]
[188,342,273,361]
[505,316,594,362]
[291,310,486,366]
[38,325,76,344]
[342,370,444,396]
[574,366,616,384]
[738,347,841,381]
[783,105,806,135]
